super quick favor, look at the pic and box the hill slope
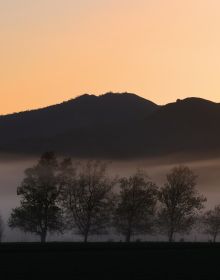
[0,93,219,159]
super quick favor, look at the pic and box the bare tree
[0,214,4,242]
[201,205,220,242]
[60,161,114,242]
[9,152,63,242]
[113,171,157,242]
[157,166,206,242]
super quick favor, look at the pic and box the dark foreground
[1,242,220,280]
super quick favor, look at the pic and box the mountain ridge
[0,92,219,160]
[0,92,157,118]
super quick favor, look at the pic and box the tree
[0,214,4,242]
[157,165,206,242]
[8,152,63,242]
[201,205,220,242]
[113,171,157,242]
[60,161,114,242]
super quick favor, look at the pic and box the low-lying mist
[0,155,220,241]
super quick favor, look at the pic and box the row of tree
[6,152,220,243]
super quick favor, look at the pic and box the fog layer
[0,157,220,241]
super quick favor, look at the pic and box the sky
[1,0,220,114]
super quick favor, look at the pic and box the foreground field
[0,242,220,279]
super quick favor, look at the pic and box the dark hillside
[0,93,220,159]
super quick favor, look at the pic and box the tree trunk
[125,230,131,242]
[213,233,217,243]
[40,231,47,243]
[84,230,89,243]
[168,230,174,242]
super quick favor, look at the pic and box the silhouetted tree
[8,152,63,242]
[113,171,157,242]
[157,166,206,242]
[201,205,220,242]
[0,214,4,242]
[60,161,114,242]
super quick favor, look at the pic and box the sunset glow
[1,0,220,114]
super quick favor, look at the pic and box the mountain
[0,93,219,159]
[0,93,158,156]
[132,97,220,158]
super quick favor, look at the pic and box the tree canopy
[157,166,206,242]
[201,205,220,242]
[60,161,114,242]
[9,152,63,242]
[113,171,157,242]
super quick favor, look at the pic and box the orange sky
[1,0,220,114]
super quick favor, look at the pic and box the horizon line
[1,92,218,117]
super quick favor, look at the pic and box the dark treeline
[4,152,220,243]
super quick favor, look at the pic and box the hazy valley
[1,155,220,241]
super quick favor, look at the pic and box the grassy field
[0,242,220,279]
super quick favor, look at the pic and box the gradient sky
[1,0,220,114]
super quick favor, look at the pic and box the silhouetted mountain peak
[156,97,219,117]
[73,92,157,106]
[175,97,216,106]
[73,94,97,103]
[0,93,220,160]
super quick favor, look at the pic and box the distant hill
[0,92,220,159]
